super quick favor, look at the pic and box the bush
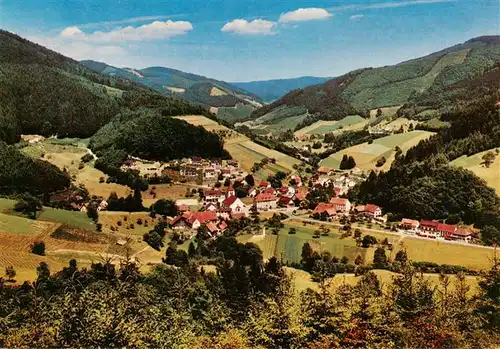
[81,153,93,163]
[31,240,45,256]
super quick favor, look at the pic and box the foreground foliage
[0,235,499,348]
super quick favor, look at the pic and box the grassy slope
[249,37,500,131]
[450,148,500,195]
[320,131,435,170]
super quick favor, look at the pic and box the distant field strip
[295,115,366,136]
[320,130,434,170]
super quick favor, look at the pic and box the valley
[0,22,499,348]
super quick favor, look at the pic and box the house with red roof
[446,226,474,242]
[313,203,336,218]
[204,221,219,236]
[205,202,218,212]
[216,207,231,220]
[259,180,271,188]
[278,186,289,195]
[188,211,218,230]
[254,193,278,211]
[293,188,309,202]
[329,197,351,213]
[223,195,246,213]
[226,185,235,197]
[416,219,441,237]
[218,221,228,232]
[262,187,276,195]
[419,220,439,233]
[436,223,457,237]
[400,218,419,231]
[278,196,294,208]
[170,215,191,230]
[364,204,382,219]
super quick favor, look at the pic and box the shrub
[31,240,45,256]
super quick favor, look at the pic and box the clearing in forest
[319,130,434,171]
[450,148,500,195]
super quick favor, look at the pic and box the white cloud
[77,15,186,29]
[279,8,332,23]
[349,14,365,20]
[28,35,127,63]
[59,20,193,43]
[329,0,455,12]
[221,19,276,35]
[60,26,84,38]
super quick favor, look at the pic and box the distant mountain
[249,36,500,132]
[81,60,263,114]
[231,76,332,103]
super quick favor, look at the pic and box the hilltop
[247,36,500,134]
[231,76,332,103]
[81,60,263,119]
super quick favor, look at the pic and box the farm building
[446,227,474,242]
[254,193,278,211]
[313,203,337,217]
[364,204,382,219]
[400,218,420,231]
[329,198,351,213]
[278,196,294,208]
[204,189,225,204]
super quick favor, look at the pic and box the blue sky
[0,0,498,81]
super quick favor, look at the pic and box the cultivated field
[295,115,367,136]
[237,224,367,265]
[369,106,402,118]
[175,115,300,174]
[286,219,498,270]
[450,148,500,195]
[319,130,434,171]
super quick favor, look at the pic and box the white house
[254,193,278,211]
[204,189,225,204]
[364,204,382,219]
[329,197,351,213]
[223,195,246,213]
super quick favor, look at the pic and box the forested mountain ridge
[231,76,332,102]
[249,36,500,129]
[349,84,500,241]
[0,30,213,143]
[0,30,230,196]
[80,60,263,109]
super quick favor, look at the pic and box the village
[105,155,479,245]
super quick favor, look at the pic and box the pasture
[20,138,131,198]
[319,130,434,171]
[237,224,366,265]
[288,219,498,271]
[296,115,367,136]
[450,148,500,195]
[0,198,96,231]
